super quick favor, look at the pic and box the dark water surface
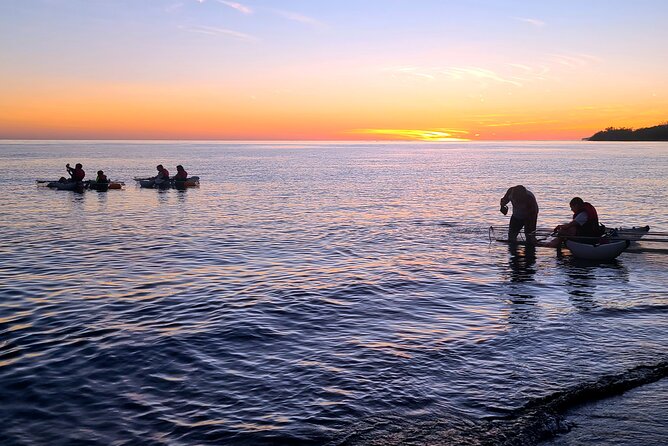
[0,141,667,445]
[543,377,668,446]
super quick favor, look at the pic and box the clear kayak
[489,225,648,260]
[38,180,123,191]
[88,181,123,191]
[46,181,82,191]
[609,225,650,242]
[137,176,200,188]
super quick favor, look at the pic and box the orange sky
[1,1,667,141]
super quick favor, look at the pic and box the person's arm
[500,187,513,207]
[499,187,513,214]
[555,221,576,232]
[555,212,587,232]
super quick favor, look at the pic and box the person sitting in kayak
[554,197,606,239]
[173,165,188,181]
[499,185,539,243]
[66,163,85,182]
[155,164,170,184]
[95,170,109,183]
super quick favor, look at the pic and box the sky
[1,0,667,141]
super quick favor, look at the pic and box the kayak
[610,225,650,242]
[89,182,109,191]
[489,225,640,260]
[138,176,200,188]
[39,180,124,191]
[46,181,85,191]
[566,239,630,261]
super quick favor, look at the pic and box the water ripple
[1,142,667,444]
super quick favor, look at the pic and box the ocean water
[0,141,667,445]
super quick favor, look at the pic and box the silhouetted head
[75,163,82,169]
[570,196,584,212]
[157,165,164,171]
[176,165,184,171]
[97,170,104,175]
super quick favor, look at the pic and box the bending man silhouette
[500,185,539,244]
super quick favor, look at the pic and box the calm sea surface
[0,141,667,445]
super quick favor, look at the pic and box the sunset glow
[352,129,470,142]
[1,1,667,140]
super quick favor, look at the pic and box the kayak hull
[139,176,200,188]
[42,180,123,191]
[611,225,650,242]
[47,181,84,191]
[89,182,109,192]
[566,240,630,261]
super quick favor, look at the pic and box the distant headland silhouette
[585,122,668,141]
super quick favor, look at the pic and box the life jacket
[159,168,170,179]
[73,168,85,181]
[174,170,188,181]
[96,174,108,183]
[574,202,602,237]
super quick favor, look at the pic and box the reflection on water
[508,244,537,283]
[503,244,539,328]
[562,261,598,310]
[557,257,631,313]
[0,142,667,445]
[176,189,188,203]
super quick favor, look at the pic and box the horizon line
[0,138,590,143]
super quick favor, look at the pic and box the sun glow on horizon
[1,1,667,140]
[352,129,471,142]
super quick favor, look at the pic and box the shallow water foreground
[542,377,668,446]
[0,141,667,445]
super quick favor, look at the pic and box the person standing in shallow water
[499,185,539,244]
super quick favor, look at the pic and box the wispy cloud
[217,0,253,15]
[547,53,603,67]
[385,66,524,87]
[574,104,626,113]
[384,66,436,80]
[272,9,325,29]
[484,119,558,128]
[472,114,511,120]
[506,63,551,82]
[195,3,324,29]
[508,63,549,75]
[179,24,258,42]
[441,67,524,87]
[514,17,546,27]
